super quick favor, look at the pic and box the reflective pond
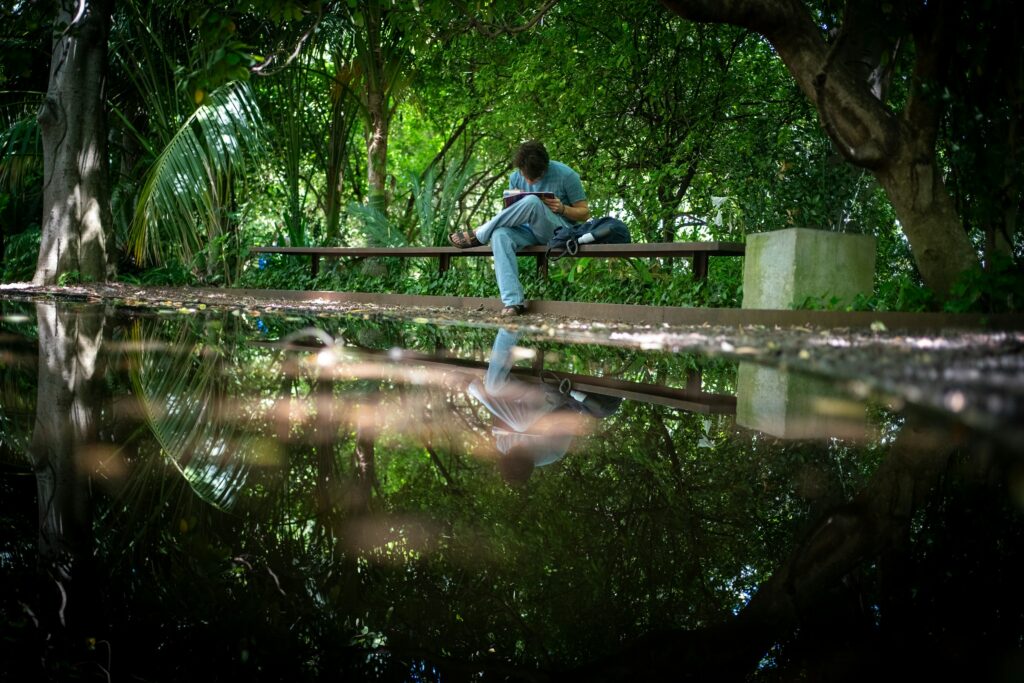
[1,300,1022,682]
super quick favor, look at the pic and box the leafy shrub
[1,227,39,283]
[943,253,1023,313]
[117,261,197,287]
[233,247,747,308]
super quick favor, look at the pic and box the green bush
[943,253,1023,314]
[1,228,39,283]
[232,250,744,308]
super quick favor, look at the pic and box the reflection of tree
[29,302,105,636]
[569,412,977,682]
[5,310,1019,681]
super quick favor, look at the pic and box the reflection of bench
[267,338,736,415]
[250,242,745,281]
[429,357,735,415]
[508,366,735,415]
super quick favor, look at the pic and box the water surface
[0,300,1021,682]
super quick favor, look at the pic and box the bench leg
[536,253,548,278]
[686,368,702,395]
[311,254,320,278]
[693,253,708,281]
[439,254,451,275]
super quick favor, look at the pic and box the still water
[0,300,1021,682]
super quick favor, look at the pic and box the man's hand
[547,198,590,223]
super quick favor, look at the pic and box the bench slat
[251,241,745,257]
[250,241,744,285]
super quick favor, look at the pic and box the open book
[502,190,556,209]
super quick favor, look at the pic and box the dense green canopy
[0,0,1020,309]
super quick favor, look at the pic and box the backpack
[546,216,631,260]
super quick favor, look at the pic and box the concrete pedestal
[742,228,876,309]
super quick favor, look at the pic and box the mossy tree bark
[34,0,113,285]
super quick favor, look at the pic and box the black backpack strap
[545,243,565,263]
[545,236,580,263]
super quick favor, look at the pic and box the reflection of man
[468,329,621,484]
[448,141,590,316]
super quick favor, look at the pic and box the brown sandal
[448,229,482,249]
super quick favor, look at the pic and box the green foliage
[2,0,1020,305]
[0,113,40,194]
[943,253,1024,314]
[794,277,938,313]
[409,159,475,247]
[936,2,1023,261]
[55,270,87,286]
[181,9,260,103]
[794,252,1024,314]
[347,201,405,247]
[872,276,939,313]
[0,227,38,282]
[129,81,263,282]
[237,248,745,308]
[240,252,314,290]
[118,261,197,287]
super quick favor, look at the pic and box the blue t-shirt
[509,160,587,227]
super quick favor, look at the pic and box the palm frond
[410,159,475,246]
[347,201,405,247]
[437,159,475,242]
[128,81,263,268]
[410,166,437,245]
[0,110,42,193]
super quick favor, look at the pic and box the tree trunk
[658,0,979,297]
[359,0,392,214]
[873,139,978,295]
[365,83,389,213]
[34,0,112,285]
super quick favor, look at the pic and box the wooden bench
[250,242,745,281]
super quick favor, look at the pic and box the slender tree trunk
[361,0,391,213]
[34,0,112,285]
[365,85,389,212]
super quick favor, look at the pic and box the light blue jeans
[474,195,563,306]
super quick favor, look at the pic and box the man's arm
[543,197,590,223]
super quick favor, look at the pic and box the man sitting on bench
[449,140,590,316]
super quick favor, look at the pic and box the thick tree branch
[453,0,559,38]
[903,0,957,152]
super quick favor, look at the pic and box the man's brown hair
[513,140,549,181]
